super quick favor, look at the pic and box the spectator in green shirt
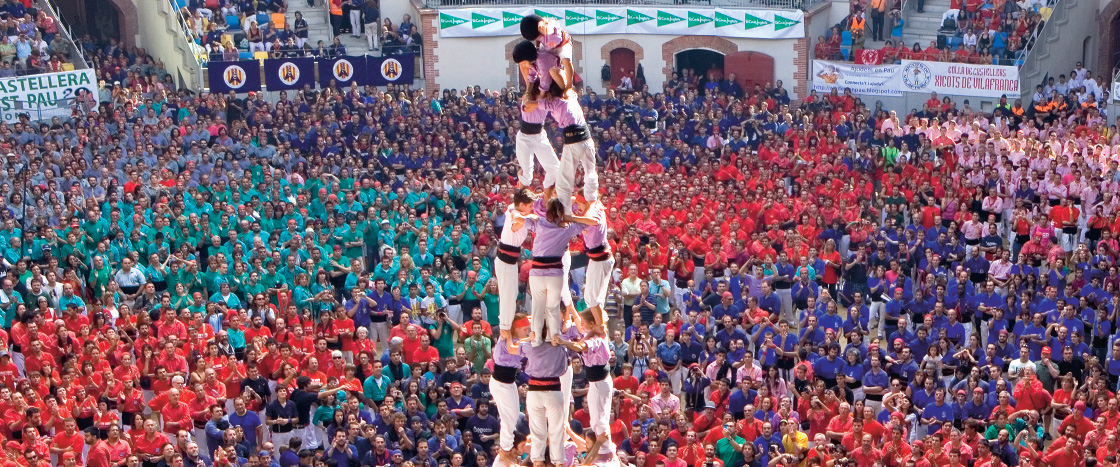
[461,322,491,371]
[427,308,460,360]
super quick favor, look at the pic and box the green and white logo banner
[438,7,804,39]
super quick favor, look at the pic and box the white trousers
[370,322,391,349]
[496,259,519,331]
[556,138,598,215]
[869,301,886,339]
[561,251,573,307]
[775,289,794,325]
[527,390,567,464]
[349,10,362,36]
[584,258,614,309]
[561,364,573,403]
[516,130,560,188]
[865,399,883,415]
[692,266,705,289]
[587,378,612,436]
[490,378,520,451]
[12,352,25,377]
[192,428,209,455]
[269,430,295,454]
[530,274,565,345]
[447,304,463,325]
[1061,231,1078,252]
[665,365,683,395]
[311,425,329,449]
[365,22,379,49]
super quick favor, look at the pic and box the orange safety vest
[851,16,866,30]
[329,0,342,15]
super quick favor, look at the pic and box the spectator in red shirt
[850,434,882,466]
[48,418,83,463]
[83,427,112,467]
[411,335,440,366]
[1057,401,1094,439]
[158,389,193,437]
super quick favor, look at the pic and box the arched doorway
[1110,12,1120,73]
[1083,36,1094,71]
[724,51,775,93]
[676,49,724,91]
[609,47,635,89]
[55,0,133,47]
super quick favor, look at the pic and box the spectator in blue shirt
[711,292,743,326]
[657,330,683,392]
[715,315,747,349]
[920,387,955,427]
[325,431,359,467]
[757,282,782,317]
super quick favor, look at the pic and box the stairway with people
[901,0,953,51]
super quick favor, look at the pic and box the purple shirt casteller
[523,342,569,379]
[536,50,560,94]
[526,216,586,277]
[521,100,550,124]
[493,337,525,368]
[582,336,610,367]
[581,203,608,249]
[538,95,587,128]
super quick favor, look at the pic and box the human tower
[489,13,617,467]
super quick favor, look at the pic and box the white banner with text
[812,60,1021,99]
[0,69,99,123]
[813,61,903,97]
[896,60,1020,99]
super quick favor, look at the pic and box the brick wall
[1099,2,1120,77]
[111,0,138,48]
[600,39,645,62]
[420,9,439,93]
[794,37,809,99]
[660,36,739,83]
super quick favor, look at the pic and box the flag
[208,61,261,94]
[855,49,882,65]
[318,56,365,88]
[263,57,315,91]
[365,54,416,86]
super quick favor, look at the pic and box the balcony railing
[429,0,822,12]
[34,0,88,70]
[1012,0,1058,66]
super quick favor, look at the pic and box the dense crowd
[817,0,1054,65]
[0,50,1119,467]
[182,0,423,65]
[0,0,75,77]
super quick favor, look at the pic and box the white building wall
[430,33,801,93]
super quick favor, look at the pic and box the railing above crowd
[0,0,88,78]
[819,0,1054,67]
[428,0,825,12]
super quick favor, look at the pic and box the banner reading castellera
[896,60,1020,99]
[438,7,804,39]
[0,69,98,123]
